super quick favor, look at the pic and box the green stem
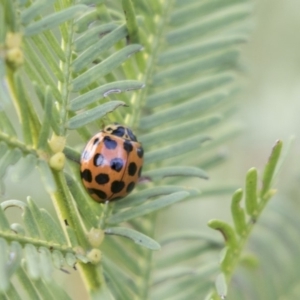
[79,263,114,300]
[51,171,89,248]
[0,230,73,253]
[212,189,277,299]
[122,0,139,44]
[0,131,37,156]
[51,171,109,297]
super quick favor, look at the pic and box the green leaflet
[167,3,252,45]
[46,281,73,300]
[140,89,231,130]
[40,210,68,244]
[37,160,56,193]
[69,80,144,111]
[74,23,118,52]
[39,247,53,281]
[107,191,189,224]
[102,237,141,275]
[231,189,246,237]
[155,244,209,270]
[21,0,56,24]
[153,49,239,86]
[63,147,81,163]
[0,238,9,292]
[72,24,128,72]
[3,0,17,32]
[43,31,66,62]
[24,244,40,280]
[23,40,62,102]
[139,115,221,148]
[158,35,247,65]
[15,267,40,300]
[52,250,64,269]
[24,5,89,36]
[0,238,9,291]
[74,9,103,33]
[3,270,19,297]
[0,206,10,231]
[153,266,202,286]
[245,168,258,219]
[0,148,22,179]
[66,173,100,228]
[159,231,222,247]
[208,220,238,251]
[66,100,126,129]
[7,242,22,278]
[114,185,199,210]
[170,0,235,26]
[37,87,52,150]
[0,111,17,137]
[30,35,65,82]
[144,134,211,165]
[105,227,160,250]
[143,166,208,181]
[122,0,140,44]
[10,224,25,235]
[145,72,234,108]
[71,44,143,92]
[65,252,77,268]
[215,273,227,299]
[102,257,136,300]
[260,140,282,198]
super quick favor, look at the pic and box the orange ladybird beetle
[80,124,144,202]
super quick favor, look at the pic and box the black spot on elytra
[93,138,99,145]
[104,136,117,149]
[138,167,142,177]
[137,147,144,158]
[95,173,110,184]
[81,169,92,182]
[111,181,125,193]
[128,162,137,176]
[112,126,125,137]
[88,188,107,200]
[123,140,133,152]
[127,128,137,141]
[106,127,113,132]
[93,153,104,167]
[126,182,135,193]
[110,158,124,172]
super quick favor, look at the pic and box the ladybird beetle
[80,124,144,202]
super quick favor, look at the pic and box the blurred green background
[158,0,300,236]
[3,0,300,298]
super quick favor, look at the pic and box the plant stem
[51,171,110,298]
[77,263,107,298]
[51,171,89,248]
[212,190,276,299]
